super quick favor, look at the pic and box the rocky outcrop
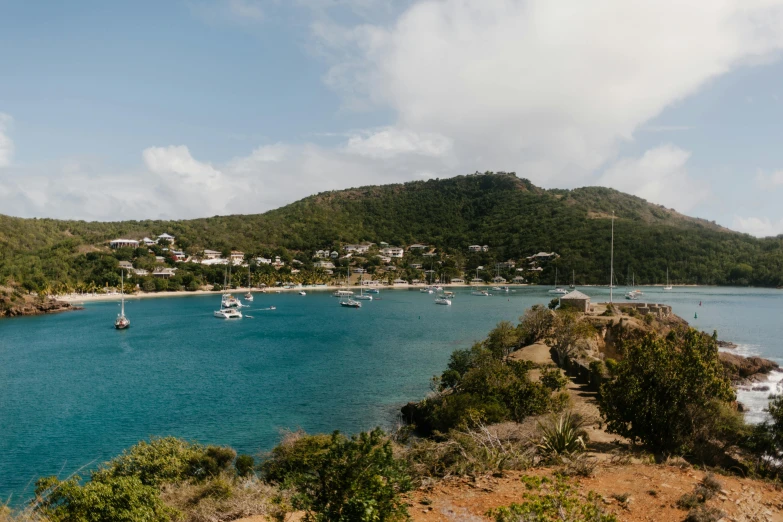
[0,295,81,318]
[719,351,779,384]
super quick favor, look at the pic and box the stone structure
[613,301,673,318]
[559,290,590,313]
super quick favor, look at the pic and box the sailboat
[609,212,615,302]
[569,270,575,289]
[244,268,253,302]
[664,268,673,291]
[355,273,373,300]
[222,265,241,308]
[215,268,242,319]
[114,271,130,329]
[548,267,568,294]
[625,272,643,300]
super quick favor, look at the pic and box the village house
[527,252,558,261]
[142,237,156,246]
[528,266,544,272]
[155,256,166,264]
[452,278,465,283]
[315,250,329,258]
[134,268,149,276]
[256,257,272,265]
[392,278,408,285]
[498,260,516,269]
[379,241,389,247]
[272,256,284,268]
[230,251,244,264]
[152,267,177,279]
[118,261,134,270]
[314,261,335,269]
[171,250,187,262]
[157,233,175,244]
[330,251,339,259]
[110,239,140,249]
[408,244,428,250]
[343,243,372,254]
[468,245,482,252]
[381,247,404,258]
[410,263,423,269]
[379,256,392,264]
[203,249,222,260]
[513,276,526,283]
[492,276,507,283]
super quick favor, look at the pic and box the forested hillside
[1,172,782,290]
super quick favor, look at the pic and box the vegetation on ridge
[2,172,783,293]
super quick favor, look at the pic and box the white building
[134,268,149,276]
[157,233,175,243]
[468,245,482,252]
[118,260,134,270]
[203,249,222,259]
[381,247,404,258]
[110,239,139,249]
[409,244,428,250]
[230,251,245,264]
[152,267,177,279]
[343,244,372,254]
[142,237,156,246]
[256,257,272,265]
[314,261,335,269]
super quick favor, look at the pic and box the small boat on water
[548,267,568,294]
[333,290,353,297]
[443,291,455,298]
[214,307,243,319]
[492,286,502,291]
[114,271,130,330]
[367,288,380,294]
[420,287,434,294]
[434,297,452,305]
[222,294,241,308]
[471,289,489,296]
[299,291,307,296]
[244,270,253,301]
[340,299,362,308]
[244,292,253,302]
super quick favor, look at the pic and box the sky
[2,0,783,237]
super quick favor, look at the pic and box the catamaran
[114,271,130,330]
[215,268,243,319]
[548,267,568,294]
[333,289,353,297]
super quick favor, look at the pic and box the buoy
[694,312,698,319]
[699,301,702,306]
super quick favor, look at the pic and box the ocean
[0,285,780,503]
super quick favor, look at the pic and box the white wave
[720,343,782,424]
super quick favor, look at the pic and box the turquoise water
[1,286,781,503]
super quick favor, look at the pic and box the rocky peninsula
[0,287,82,318]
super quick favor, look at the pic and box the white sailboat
[114,271,130,329]
[355,273,373,300]
[610,212,615,303]
[244,268,253,302]
[664,268,673,291]
[434,296,452,305]
[548,267,568,294]
[215,268,242,319]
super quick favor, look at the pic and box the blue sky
[2,0,783,237]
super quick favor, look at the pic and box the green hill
[1,172,782,291]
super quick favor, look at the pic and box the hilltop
[2,172,783,291]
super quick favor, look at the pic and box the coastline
[56,283,530,304]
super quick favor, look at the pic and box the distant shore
[54,282,716,304]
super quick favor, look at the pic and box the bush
[34,475,175,522]
[518,305,553,345]
[487,475,616,522]
[92,437,235,486]
[536,411,588,458]
[604,358,619,376]
[540,368,568,391]
[235,454,255,477]
[684,506,725,522]
[589,360,605,378]
[598,329,735,454]
[261,428,411,522]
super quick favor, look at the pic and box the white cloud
[732,216,783,237]
[0,113,14,167]
[755,169,783,188]
[598,145,709,213]
[344,128,452,158]
[316,0,783,185]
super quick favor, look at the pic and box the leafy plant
[540,368,568,391]
[537,411,587,458]
[261,428,411,522]
[488,475,616,522]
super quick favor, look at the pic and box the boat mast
[120,270,125,317]
[610,212,614,303]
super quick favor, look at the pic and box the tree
[486,320,520,359]
[547,310,594,367]
[261,428,411,522]
[518,305,553,345]
[598,329,735,453]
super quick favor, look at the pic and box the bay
[0,285,781,503]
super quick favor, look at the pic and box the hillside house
[513,276,526,283]
[409,244,428,250]
[118,261,134,270]
[314,261,335,269]
[110,239,139,249]
[203,249,222,260]
[343,244,372,253]
[528,252,558,261]
[157,233,175,244]
[498,260,516,269]
[142,237,156,246]
[381,247,404,258]
[468,245,482,252]
[410,263,423,269]
[152,267,177,279]
[256,257,272,265]
[330,251,339,258]
[171,250,187,262]
[134,269,149,276]
[230,251,245,264]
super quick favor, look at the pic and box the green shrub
[540,368,568,391]
[598,329,735,453]
[487,475,616,522]
[261,428,411,522]
[92,436,235,486]
[684,506,725,522]
[537,411,588,458]
[34,475,175,522]
[589,360,605,378]
[235,454,255,477]
[604,358,619,376]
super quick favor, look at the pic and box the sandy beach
[56,283,531,304]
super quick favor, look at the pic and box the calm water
[1,286,781,502]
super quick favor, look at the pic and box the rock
[719,352,779,383]
[718,340,738,350]
[0,296,81,318]
[752,385,771,392]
